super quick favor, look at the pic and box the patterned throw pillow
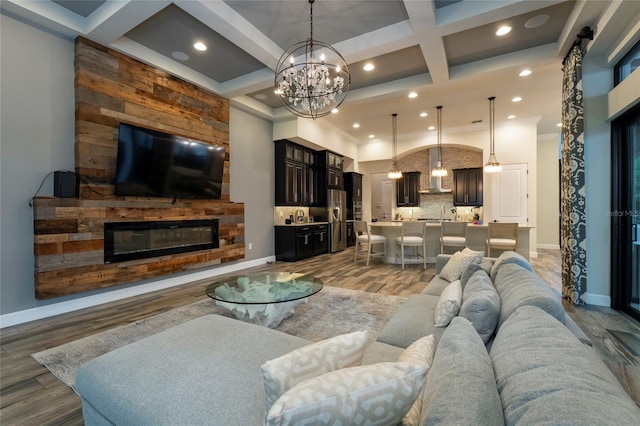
[440,251,483,282]
[265,362,429,426]
[398,335,436,426]
[260,330,369,411]
[434,280,462,327]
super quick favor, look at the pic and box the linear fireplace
[104,220,219,264]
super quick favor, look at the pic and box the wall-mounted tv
[115,123,225,199]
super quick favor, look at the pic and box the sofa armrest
[563,315,593,346]
[436,254,453,274]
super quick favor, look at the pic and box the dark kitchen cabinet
[275,140,316,206]
[275,224,328,261]
[344,172,363,220]
[453,168,483,206]
[316,150,344,206]
[396,172,421,207]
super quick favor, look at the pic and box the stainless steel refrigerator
[328,189,347,252]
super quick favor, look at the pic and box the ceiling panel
[125,4,267,83]
[51,0,106,17]
[349,45,429,90]
[444,1,575,67]
[224,0,409,49]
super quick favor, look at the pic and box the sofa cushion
[377,294,444,348]
[490,306,640,425]
[421,274,450,296]
[439,251,482,282]
[490,250,533,282]
[75,315,311,426]
[420,317,504,426]
[458,270,500,343]
[397,335,436,426]
[265,362,429,426]
[493,262,565,329]
[434,280,462,327]
[460,259,494,288]
[261,330,369,411]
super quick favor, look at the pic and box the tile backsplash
[273,207,309,225]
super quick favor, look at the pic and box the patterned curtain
[560,44,587,304]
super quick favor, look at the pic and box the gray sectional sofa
[75,251,640,425]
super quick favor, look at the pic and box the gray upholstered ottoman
[75,314,310,426]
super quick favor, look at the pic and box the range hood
[418,147,452,193]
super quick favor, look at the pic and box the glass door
[612,104,640,321]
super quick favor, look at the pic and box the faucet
[440,205,445,222]
[410,209,414,220]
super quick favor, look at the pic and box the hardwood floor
[1,248,639,424]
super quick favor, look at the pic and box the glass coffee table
[205,272,323,328]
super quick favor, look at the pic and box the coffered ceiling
[3,0,633,145]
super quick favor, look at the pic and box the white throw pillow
[398,335,436,426]
[260,330,369,411]
[434,280,462,327]
[440,250,483,282]
[265,362,429,426]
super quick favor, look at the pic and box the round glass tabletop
[205,272,323,305]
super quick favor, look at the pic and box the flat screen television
[115,123,225,199]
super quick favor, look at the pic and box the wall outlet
[248,243,253,250]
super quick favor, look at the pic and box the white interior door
[381,180,393,221]
[491,163,528,224]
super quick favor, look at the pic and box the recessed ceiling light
[193,42,207,51]
[408,92,418,99]
[507,115,516,119]
[353,123,360,128]
[331,108,339,114]
[428,126,435,130]
[171,51,190,61]
[254,94,267,100]
[368,134,375,139]
[525,14,550,29]
[420,112,428,117]
[512,96,522,102]
[363,63,375,71]
[519,69,532,77]
[496,26,511,36]
[557,123,562,127]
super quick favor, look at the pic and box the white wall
[0,15,276,319]
[229,107,274,259]
[536,135,560,248]
[0,14,75,314]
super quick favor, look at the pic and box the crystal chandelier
[432,105,448,177]
[274,0,350,119]
[388,114,402,179]
[484,96,503,173]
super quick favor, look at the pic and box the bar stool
[486,222,518,257]
[395,221,427,269]
[354,221,386,265]
[440,222,468,254]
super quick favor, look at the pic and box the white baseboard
[0,256,276,329]
[584,292,611,307]
[537,244,560,250]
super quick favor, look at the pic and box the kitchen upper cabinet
[344,172,362,202]
[275,140,316,206]
[396,172,421,207]
[453,167,483,206]
[318,151,343,190]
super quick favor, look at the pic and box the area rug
[31,286,407,390]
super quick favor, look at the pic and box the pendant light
[387,113,402,179]
[484,96,502,173]
[431,105,447,177]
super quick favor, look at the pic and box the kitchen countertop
[370,221,533,229]
[274,222,329,227]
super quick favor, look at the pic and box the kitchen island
[369,221,532,264]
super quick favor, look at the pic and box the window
[614,40,640,86]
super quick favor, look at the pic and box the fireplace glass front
[104,220,219,264]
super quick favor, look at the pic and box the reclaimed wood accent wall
[32,37,244,299]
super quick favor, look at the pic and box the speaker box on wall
[54,171,76,198]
